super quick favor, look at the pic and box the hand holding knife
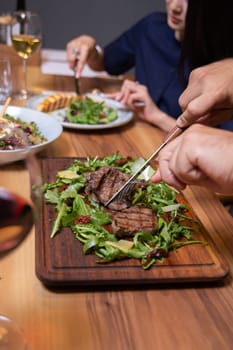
[69,41,103,95]
[105,125,185,207]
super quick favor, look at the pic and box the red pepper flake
[74,215,91,225]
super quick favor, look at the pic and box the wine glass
[10,11,42,100]
[0,116,42,349]
[0,315,27,349]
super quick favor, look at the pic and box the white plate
[0,105,63,164]
[27,93,134,130]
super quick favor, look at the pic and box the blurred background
[0,0,165,49]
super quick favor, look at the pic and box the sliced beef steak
[84,165,157,237]
[84,166,131,210]
[107,206,157,237]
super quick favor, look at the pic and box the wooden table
[1,60,233,350]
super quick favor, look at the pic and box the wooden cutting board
[35,158,229,288]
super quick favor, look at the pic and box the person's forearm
[148,110,176,132]
[87,46,105,71]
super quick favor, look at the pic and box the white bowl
[0,105,63,164]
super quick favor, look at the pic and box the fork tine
[116,180,145,201]
[117,182,135,201]
[105,126,185,207]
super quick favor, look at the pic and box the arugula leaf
[51,202,69,238]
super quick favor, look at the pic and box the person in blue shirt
[66,0,188,132]
[66,0,233,131]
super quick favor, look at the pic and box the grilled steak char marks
[108,206,157,237]
[84,166,157,237]
[84,166,131,210]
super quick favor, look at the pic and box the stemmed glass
[0,101,42,349]
[10,11,42,100]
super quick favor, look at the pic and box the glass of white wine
[10,11,42,100]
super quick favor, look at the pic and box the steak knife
[105,125,184,207]
[74,76,80,95]
[74,56,80,95]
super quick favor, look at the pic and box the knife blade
[74,75,80,95]
[74,55,80,95]
[105,125,184,207]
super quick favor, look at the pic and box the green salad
[43,154,204,269]
[65,96,118,124]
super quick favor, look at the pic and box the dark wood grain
[35,158,229,287]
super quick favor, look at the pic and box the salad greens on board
[43,154,204,270]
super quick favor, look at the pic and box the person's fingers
[106,92,121,100]
[176,109,194,128]
[167,126,211,187]
[177,94,216,128]
[66,43,78,70]
[151,137,186,190]
[127,91,146,107]
[67,36,96,77]
[169,151,208,186]
[151,169,162,183]
[151,166,186,190]
[74,47,89,78]
[118,81,147,105]
[116,82,134,103]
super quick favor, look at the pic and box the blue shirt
[104,12,185,118]
[104,12,233,131]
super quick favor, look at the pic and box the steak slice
[84,166,131,210]
[107,206,157,237]
[84,165,157,237]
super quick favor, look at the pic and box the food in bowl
[0,105,62,164]
[0,113,47,150]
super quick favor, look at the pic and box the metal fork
[116,180,146,201]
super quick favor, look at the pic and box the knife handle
[163,125,185,143]
[74,55,81,95]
